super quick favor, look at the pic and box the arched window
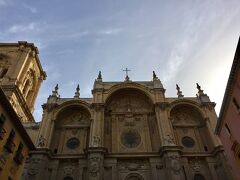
[22,79,31,97]
[125,173,143,180]
[63,176,73,180]
[194,174,205,180]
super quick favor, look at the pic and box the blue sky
[0,0,240,121]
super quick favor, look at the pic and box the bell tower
[0,41,46,122]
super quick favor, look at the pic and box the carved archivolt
[170,104,204,127]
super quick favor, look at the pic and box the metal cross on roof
[123,68,131,77]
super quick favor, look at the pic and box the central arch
[104,88,160,153]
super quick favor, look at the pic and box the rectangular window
[0,113,6,139]
[231,141,240,160]
[14,142,24,164]
[233,98,240,112]
[225,124,231,136]
[4,130,16,153]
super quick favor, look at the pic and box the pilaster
[155,102,176,146]
[90,103,105,148]
[160,146,184,180]
[85,147,107,180]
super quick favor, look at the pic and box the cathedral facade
[0,41,232,180]
[23,72,232,180]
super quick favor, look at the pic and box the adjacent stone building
[0,87,35,180]
[0,41,46,123]
[0,41,46,179]
[216,37,240,179]
[23,72,232,180]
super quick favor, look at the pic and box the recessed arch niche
[170,103,213,152]
[50,105,91,154]
[104,88,160,153]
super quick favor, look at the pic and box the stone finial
[52,84,59,97]
[176,84,184,98]
[97,71,102,81]
[153,71,158,80]
[196,83,204,96]
[125,75,130,81]
[74,84,80,98]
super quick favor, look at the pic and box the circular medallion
[181,136,195,148]
[121,129,141,148]
[66,137,80,149]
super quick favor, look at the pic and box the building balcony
[4,140,16,153]
[0,128,6,140]
[14,152,24,164]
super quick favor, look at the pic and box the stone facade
[0,41,46,123]
[22,72,232,180]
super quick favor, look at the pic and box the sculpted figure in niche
[37,135,46,147]
[26,158,41,179]
[88,157,100,177]
[92,136,101,147]
[164,134,175,145]
[169,155,181,175]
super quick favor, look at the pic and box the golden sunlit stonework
[23,74,233,180]
[0,42,46,123]
[0,42,233,180]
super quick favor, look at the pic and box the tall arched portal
[104,88,160,153]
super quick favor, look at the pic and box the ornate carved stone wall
[22,79,232,180]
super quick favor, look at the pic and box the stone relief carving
[118,160,149,171]
[92,136,101,147]
[27,158,41,177]
[168,155,182,175]
[171,110,200,127]
[164,134,176,145]
[37,135,46,147]
[106,95,152,113]
[88,157,101,177]
[64,112,90,126]
[189,160,201,172]
[63,165,74,176]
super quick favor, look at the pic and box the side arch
[50,100,92,155]
[169,100,214,152]
[53,100,92,121]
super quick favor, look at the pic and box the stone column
[37,103,57,148]
[90,104,104,147]
[161,148,184,180]
[86,147,107,180]
[155,102,176,146]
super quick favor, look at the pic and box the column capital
[42,103,58,112]
[155,102,170,110]
[91,103,105,111]
[200,102,216,111]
